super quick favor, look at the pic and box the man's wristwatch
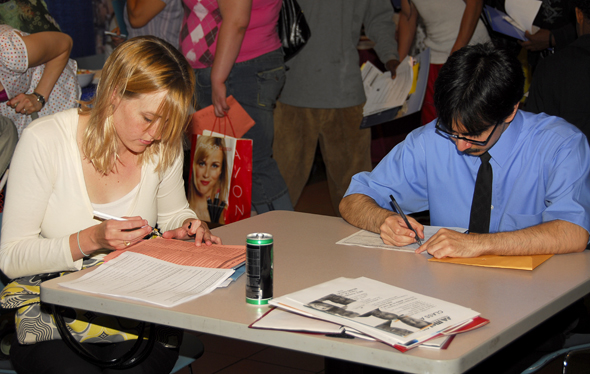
[32,92,46,109]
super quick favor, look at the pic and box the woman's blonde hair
[188,136,229,208]
[80,36,195,174]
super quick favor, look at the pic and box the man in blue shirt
[340,43,590,258]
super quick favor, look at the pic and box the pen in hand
[389,195,423,246]
[93,211,127,222]
[92,211,162,238]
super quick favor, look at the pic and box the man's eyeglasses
[435,119,501,146]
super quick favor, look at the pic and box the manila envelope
[428,254,553,270]
[191,95,255,138]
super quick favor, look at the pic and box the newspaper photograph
[271,277,479,346]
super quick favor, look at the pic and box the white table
[41,211,590,373]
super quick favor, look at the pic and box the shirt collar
[486,110,523,168]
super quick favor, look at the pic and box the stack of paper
[362,56,413,117]
[103,239,246,268]
[60,240,247,307]
[260,277,488,352]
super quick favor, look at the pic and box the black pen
[389,195,423,246]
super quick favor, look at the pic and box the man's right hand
[519,29,553,51]
[379,214,424,247]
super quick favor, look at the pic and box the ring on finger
[124,241,130,246]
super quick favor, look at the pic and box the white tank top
[91,183,140,218]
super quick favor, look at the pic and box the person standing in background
[525,0,590,141]
[180,0,293,214]
[125,0,184,49]
[397,0,490,126]
[0,25,80,136]
[515,0,576,71]
[273,0,400,215]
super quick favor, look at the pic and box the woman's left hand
[7,93,43,116]
[162,219,222,246]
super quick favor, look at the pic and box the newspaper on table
[270,277,480,348]
[337,226,467,252]
[250,307,377,341]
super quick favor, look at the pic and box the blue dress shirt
[345,111,590,234]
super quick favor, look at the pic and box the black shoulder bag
[277,0,311,62]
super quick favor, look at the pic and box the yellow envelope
[428,254,553,270]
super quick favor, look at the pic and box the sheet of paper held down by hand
[60,252,234,307]
[336,226,466,252]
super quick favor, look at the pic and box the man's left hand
[385,59,401,79]
[415,229,485,258]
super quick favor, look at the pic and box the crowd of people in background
[2,0,587,220]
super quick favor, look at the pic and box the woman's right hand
[71,217,152,261]
[90,216,153,251]
[212,81,229,117]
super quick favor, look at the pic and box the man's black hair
[434,43,524,134]
[573,0,590,20]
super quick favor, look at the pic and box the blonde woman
[0,36,219,373]
[188,135,230,224]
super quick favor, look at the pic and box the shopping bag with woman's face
[188,112,253,224]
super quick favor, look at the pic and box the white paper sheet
[60,252,234,307]
[336,226,467,252]
[505,0,542,33]
[362,56,413,116]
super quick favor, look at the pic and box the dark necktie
[469,152,493,234]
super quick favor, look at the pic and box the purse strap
[50,304,157,369]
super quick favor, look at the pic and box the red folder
[191,95,255,138]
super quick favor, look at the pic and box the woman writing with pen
[0,36,219,373]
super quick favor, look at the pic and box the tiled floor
[176,165,334,374]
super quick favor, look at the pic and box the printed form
[61,251,235,307]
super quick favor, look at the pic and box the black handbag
[277,0,311,62]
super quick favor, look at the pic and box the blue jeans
[195,49,293,212]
